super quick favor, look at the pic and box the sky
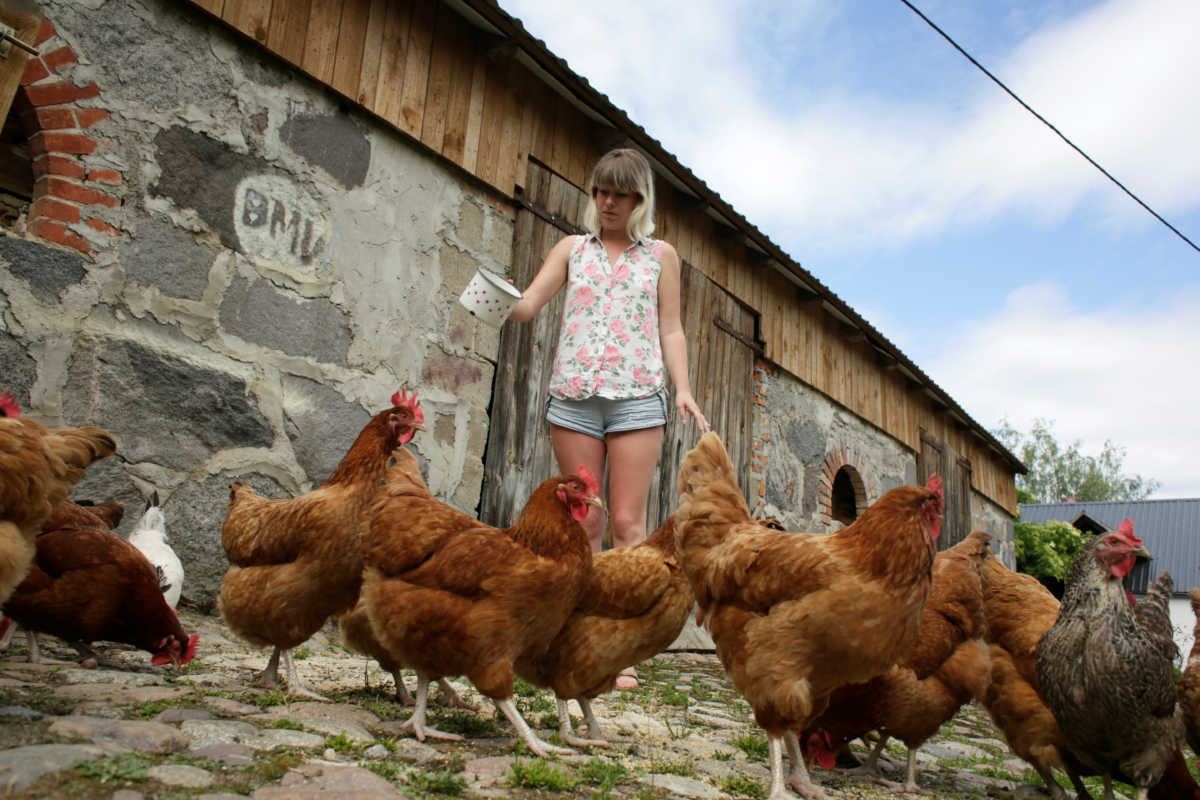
[500,0,1200,498]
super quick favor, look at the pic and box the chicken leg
[770,732,829,800]
[250,646,283,688]
[282,648,330,702]
[397,676,464,742]
[494,697,575,758]
[555,697,608,748]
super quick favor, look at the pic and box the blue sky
[500,0,1200,498]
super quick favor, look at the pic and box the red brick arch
[817,446,877,526]
[15,18,121,256]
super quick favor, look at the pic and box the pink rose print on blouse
[585,262,603,280]
[602,303,612,316]
[641,281,656,295]
[575,347,595,370]
[632,366,655,386]
[610,319,631,345]
[652,242,665,261]
[565,375,585,396]
[641,318,657,340]
[610,263,631,284]
[566,321,580,336]
[569,286,597,308]
[599,345,621,371]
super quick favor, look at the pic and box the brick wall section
[17,18,120,256]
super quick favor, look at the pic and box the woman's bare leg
[605,425,664,548]
[550,423,608,552]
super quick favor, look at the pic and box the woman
[508,148,709,553]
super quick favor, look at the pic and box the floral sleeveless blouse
[548,234,665,400]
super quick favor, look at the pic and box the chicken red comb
[0,390,20,418]
[577,465,600,496]
[926,473,943,497]
[1115,518,1143,547]
[391,387,424,423]
[182,634,199,665]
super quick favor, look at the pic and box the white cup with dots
[458,266,522,326]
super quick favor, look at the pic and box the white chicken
[127,492,183,609]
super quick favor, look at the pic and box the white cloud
[927,282,1200,498]
[503,0,1200,254]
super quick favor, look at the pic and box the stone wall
[750,359,1015,565]
[0,0,514,611]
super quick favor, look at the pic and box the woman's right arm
[506,235,574,322]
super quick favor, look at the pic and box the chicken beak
[1132,546,1151,559]
[586,495,605,511]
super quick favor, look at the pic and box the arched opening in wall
[831,466,864,525]
[0,89,34,229]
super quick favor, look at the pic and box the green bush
[1014,520,1086,583]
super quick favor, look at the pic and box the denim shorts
[546,388,668,440]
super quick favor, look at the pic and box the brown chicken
[863,639,991,791]
[1179,588,1200,758]
[802,530,992,783]
[338,595,472,708]
[674,432,942,800]
[360,445,602,757]
[3,500,197,667]
[219,388,424,700]
[1037,521,1183,800]
[516,514,694,746]
[0,390,117,606]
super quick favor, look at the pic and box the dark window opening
[0,91,34,230]
[831,467,859,524]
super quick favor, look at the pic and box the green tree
[993,418,1160,503]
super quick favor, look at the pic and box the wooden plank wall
[186,0,1017,514]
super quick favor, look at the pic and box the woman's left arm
[657,243,711,433]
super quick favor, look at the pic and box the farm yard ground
[0,609,1141,799]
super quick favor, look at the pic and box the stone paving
[0,609,1116,798]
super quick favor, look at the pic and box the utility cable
[900,0,1200,254]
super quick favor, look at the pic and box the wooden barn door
[481,159,757,533]
[919,430,971,550]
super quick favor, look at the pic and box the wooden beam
[840,322,866,343]
[875,349,899,370]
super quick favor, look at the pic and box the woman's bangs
[592,160,643,196]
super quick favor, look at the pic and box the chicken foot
[250,646,283,689]
[249,646,330,701]
[494,697,575,758]
[767,732,829,800]
[396,676,464,742]
[434,678,477,710]
[555,697,608,748]
[282,647,331,702]
[25,631,72,665]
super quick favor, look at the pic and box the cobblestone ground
[0,609,1119,799]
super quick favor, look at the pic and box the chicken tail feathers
[44,426,116,470]
[677,432,752,526]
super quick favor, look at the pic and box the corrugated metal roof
[1020,499,1200,595]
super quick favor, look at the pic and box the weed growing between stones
[646,758,694,777]
[407,766,468,795]
[507,757,578,791]
[74,753,151,783]
[428,707,503,737]
[731,732,768,761]
[720,774,766,798]
[577,756,628,793]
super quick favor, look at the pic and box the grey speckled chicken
[1036,519,1182,800]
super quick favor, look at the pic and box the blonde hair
[582,148,656,240]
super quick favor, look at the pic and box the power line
[899,0,1200,255]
